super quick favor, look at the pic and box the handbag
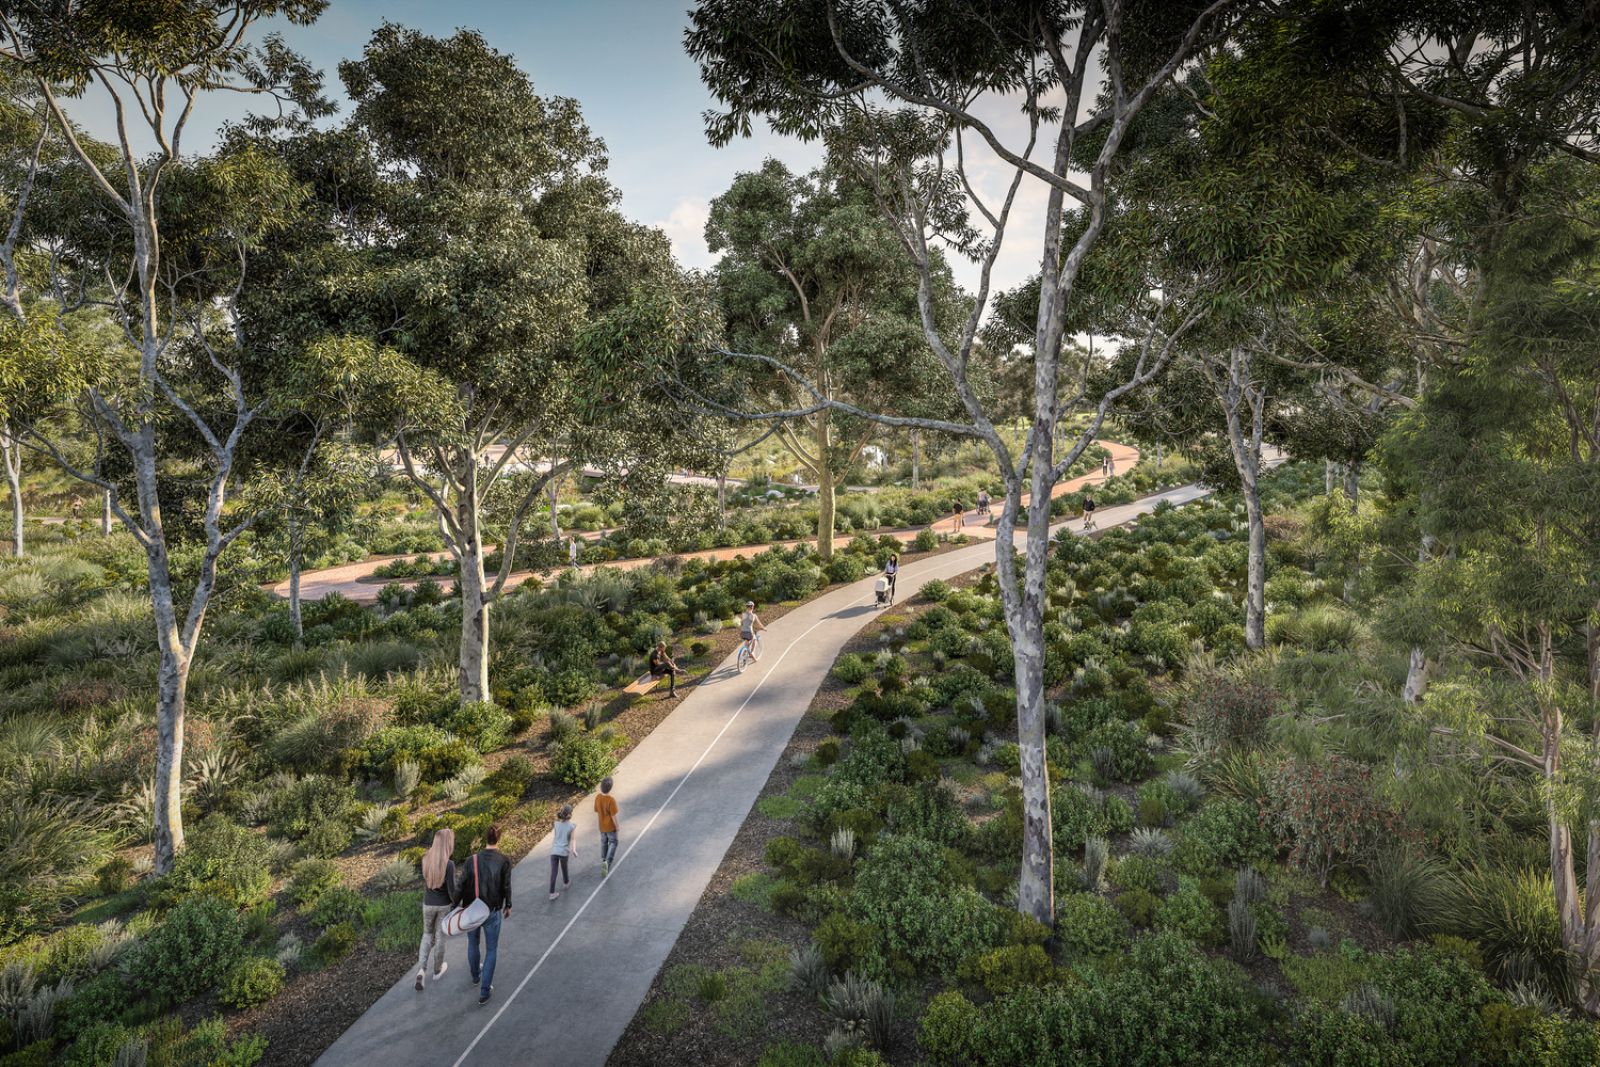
[442,854,491,937]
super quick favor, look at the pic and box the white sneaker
[549,891,560,900]
[432,962,448,982]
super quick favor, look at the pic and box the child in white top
[549,805,578,899]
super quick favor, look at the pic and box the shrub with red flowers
[1263,754,1401,885]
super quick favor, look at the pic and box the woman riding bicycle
[739,601,765,661]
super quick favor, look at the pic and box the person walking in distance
[883,553,900,603]
[950,500,964,532]
[1081,493,1097,531]
[460,824,513,1006]
[1102,454,1111,479]
[549,805,578,899]
[595,777,619,877]
[415,828,456,992]
[569,535,580,569]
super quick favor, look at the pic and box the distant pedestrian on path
[1108,455,1116,477]
[569,535,580,568]
[550,804,578,899]
[649,639,684,697]
[415,828,456,992]
[951,501,964,531]
[460,824,513,1006]
[883,553,899,603]
[1082,493,1097,531]
[595,778,619,877]
[1101,454,1111,478]
[976,488,991,523]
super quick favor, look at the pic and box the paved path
[274,441,1142,604]
[314,468,1233,1067]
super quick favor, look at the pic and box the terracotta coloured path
[272,440,1141,604]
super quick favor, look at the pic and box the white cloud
[653,198,716,271]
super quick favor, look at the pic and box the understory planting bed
[608,464,1600,1067]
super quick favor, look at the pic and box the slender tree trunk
[2,427,22,558]
[1243,478,1267,650]
[814,413,836,561]
[547,474,562,540]
[100,489,112,536]
[716,472,728,529]
[1403,534,1437,704]
[287,514,304,640]
[455,455,491,703]
[152,639,191,873]
[910,430,921,489]
[1154,443,1163,470]
[1326,459,1336,494]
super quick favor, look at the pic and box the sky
[68,0,1052,298]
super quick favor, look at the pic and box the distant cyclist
[1082,493,1097,531]
[739,601,764,660]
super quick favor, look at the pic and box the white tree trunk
[2,429,21,558]
[1243,480,1267,650]
[910,430,921,489]
[458,549,491,704]
[1212,349,1267,650]
[716,472,728,529]
[101,489,112,536]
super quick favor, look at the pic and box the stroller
[874,576,893,607]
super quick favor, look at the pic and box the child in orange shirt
[595,777,619,877]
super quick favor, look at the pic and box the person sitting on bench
[649,640,684,697]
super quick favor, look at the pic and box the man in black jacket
[459,824,514,1005]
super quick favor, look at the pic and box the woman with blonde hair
[416,827,457,991]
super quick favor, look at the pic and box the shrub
[1055,893,1129,957]
[815,912,869,972]
[1181,670,1279,752]
[165,815,273,908]
[1116,887,1160,927]
[848,835,1003,981]
[1173,798,1273,876]
[357,725,480,783]
[1453,867,1570,1001]
[484,756,537,798]
[1366,849,1457,941]
[1264,755,1400,884]
[832,653,875,685]
[266,775,355,843]
[136,894,245,1005]
[1083,718,1151,782]
[1051,786,1109,854]
[758,1043,827,1067]
[440,701,513,753]
[919,990,981,1066]
[960,944,1057,997]
[884,781,968,847]
[308,886,365,930]
[549,734,621,789]
[1157,880,1225,946]
[218,956,284,1010]
[913,529,940,554]
[311,922,357,965]
[287,858,343,909]
[825,554,867,584]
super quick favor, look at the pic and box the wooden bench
[623,672,660,696]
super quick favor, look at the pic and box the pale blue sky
[69,0,1048,292]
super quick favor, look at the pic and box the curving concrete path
[274,441,1142,604]
[314,458,1260,1067]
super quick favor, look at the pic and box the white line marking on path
[449,611,835,1066]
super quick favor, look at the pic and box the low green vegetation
[721,464,1600,1065]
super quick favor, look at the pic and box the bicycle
[736,633,763,673]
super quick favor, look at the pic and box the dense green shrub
[920,933,1271,1067]
[309,886,366,930]
[824,554,867,584]
[1156,880,1225,946]
[136,894,246,1005]
[1173,798,1273,876]
[960,943,1058,997]
[266,775,355,843]
[165,815,273,908]
[356,725,481,782]
[311,922,357,964]
[219,956,285,1009]
[832,653,875,685]
[1055,893,1129,957]
[1083,718,1152,781]
[1181,670,1279,752]
[287,858,343,909]
[1052,786,1110,853]
[885,780,969,847]
[1115,887,1161,927]
[848,834,1003,981]
[549,734,620,789]
[439,701,513,752]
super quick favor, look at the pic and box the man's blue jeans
[466,909,503,997]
